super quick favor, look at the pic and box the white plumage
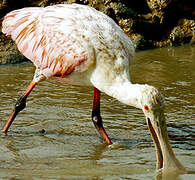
[2,3,186,173]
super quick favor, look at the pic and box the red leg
[92,87,112,145]
[2,81,37,134]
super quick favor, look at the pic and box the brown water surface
[0,45,195,179]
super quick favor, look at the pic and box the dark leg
[92,87,112,145]
[2,81,37,134]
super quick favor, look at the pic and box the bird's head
[139,85,186,173]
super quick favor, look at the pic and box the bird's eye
[144,105,149,111]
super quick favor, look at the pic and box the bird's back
[2,4,134,79]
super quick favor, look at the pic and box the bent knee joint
[92,114,103,126]
[15,97,26,112]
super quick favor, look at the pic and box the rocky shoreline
[0,0,194,65]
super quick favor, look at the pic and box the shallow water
[0,45,194,179]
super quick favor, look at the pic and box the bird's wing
[2,5,94,78]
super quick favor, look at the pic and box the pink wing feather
[2,5,89,78]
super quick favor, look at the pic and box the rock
[169,19,195,46]
[0,32,28,65]
[0,0,194,64]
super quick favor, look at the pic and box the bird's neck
[102,81,144,109]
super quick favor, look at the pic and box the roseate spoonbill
[2,4,186,173]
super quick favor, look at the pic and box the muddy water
[0,45,194,179]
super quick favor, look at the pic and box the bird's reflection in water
[156,171,181,180]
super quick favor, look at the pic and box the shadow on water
[167,123,195,150]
